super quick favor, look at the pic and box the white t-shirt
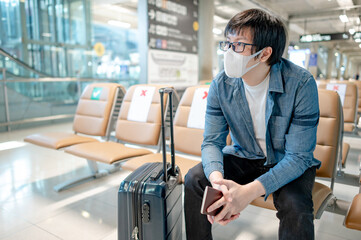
[243,73,270,156]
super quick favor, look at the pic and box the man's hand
[207,179,266,226]
[207,171,236,224]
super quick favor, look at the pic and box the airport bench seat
[317,81,356,172]
[25,83,125,149]
[122,85,211,182]
[59,84,172,191]
[342,142,350,167]
[318,81,358,133]
[252,89,342,219]
[350,80,361,114]
[252,181,334,214]
[65,141,153,165]
[25,132,98,149]
[344,193,361,231]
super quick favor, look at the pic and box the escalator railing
[0,49,138,132]
[0,47,50,78]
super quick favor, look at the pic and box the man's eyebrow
[227,37,248,42]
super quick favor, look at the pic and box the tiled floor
[0,122,361,240]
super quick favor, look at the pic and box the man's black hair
[224,8,287,66]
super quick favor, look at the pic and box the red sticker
[202,91,208,99]
[140,90,147,96]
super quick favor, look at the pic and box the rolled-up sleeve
[256,76,321,198]
[202,81,229,180]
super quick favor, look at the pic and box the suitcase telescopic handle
[159,88,176,182]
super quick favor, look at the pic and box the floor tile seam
[34,222,64,239]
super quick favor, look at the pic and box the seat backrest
[115,84,170,146]
[314,89,342,187]
[73,83,125,137]
[173,85,210,156]
[318,81,357,131]
[350,80,361,113]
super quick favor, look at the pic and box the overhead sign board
[147,0,198,54]
[300,32,350,43]
[147,0,199,87]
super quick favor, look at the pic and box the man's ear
[259,47,272,63]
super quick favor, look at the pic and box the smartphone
[200,186,223,216]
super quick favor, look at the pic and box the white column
[326,48,334,79]
[198,0,214,81]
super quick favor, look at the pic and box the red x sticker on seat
[202,91,208,99]
[140,90,147,96]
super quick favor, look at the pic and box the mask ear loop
[243,48,265,74]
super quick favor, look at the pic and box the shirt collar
[268,61,284,93]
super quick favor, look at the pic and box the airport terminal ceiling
[93,0,361,63]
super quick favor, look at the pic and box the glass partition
[6,81,78,122]
[1,0,140,84]
[0,54,40,78]
[0,70,7,132]
[0,0,140,132]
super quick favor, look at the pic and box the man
[184,8,320,240]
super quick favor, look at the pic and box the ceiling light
[357,17,361,25]
[359,43,361,48]
[349,28,355,35]
[294,45,300,50]
[107,20,131,28]
[339,11,349,23]
[355,38,361,42]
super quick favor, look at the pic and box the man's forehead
[226,28,253,41]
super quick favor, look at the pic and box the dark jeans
[184,154,316,240]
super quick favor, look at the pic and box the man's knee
[275,189,314,215]
[184,163,205,189]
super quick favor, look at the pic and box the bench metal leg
[316,195,336,219]
[53,160,121,192]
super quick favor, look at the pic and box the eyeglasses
[219,41,256,53]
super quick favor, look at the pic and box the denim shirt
[202,58,321,198]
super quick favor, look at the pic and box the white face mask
[223,48,264,78]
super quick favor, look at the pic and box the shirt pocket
[269,116,289,151]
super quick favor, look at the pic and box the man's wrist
[246,180,266,199]
[209,171,223,185]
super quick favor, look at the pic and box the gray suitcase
[118,88,182,240]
